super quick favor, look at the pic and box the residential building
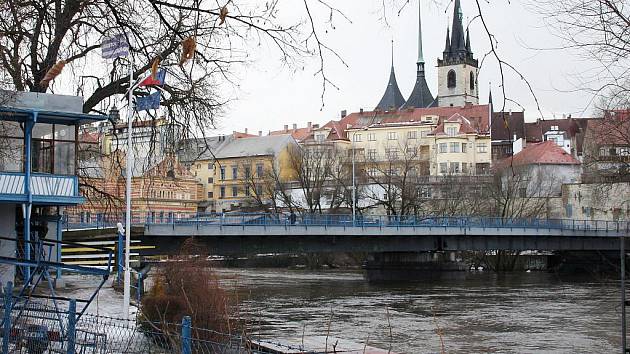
[495,140,581,196]
[211,135,298,212]
[581,110,630,182]
[523,116,590,158]
[430,113,491,176]
[561,182,630,221]
[491,110,525,161]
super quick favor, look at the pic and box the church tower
[437,0,479,107]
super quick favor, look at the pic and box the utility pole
[351,133,356,226]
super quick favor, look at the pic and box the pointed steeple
[417,0,424,65]
[443,27,451,57]
[449,0,466,55]
[375,42,406,111]
[465,28,471,55]
[488,82,493,112]
[402,0,435,109]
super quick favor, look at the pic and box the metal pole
[352,135,356,226]
[56,206,62,280]
[67,299,76,354]
[2,282,13,354]
[123,54,134,318]
[181,315,192,354]
[622,235,627,354]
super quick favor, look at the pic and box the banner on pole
[101,34,129,59]
[136,91,161,111]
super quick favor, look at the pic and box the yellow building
[210,135,298,212]
[429,113,491,175]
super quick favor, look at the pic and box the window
[446,126,458,136]
[407,131,417,139]
[256,163,264,177]
[316,134,325,143]
[245,187,251,196]
[220,167,226,180]
[438,143,448,153]
[353,133,362,142]
[367,168,378,177]
[420,130,428,138]
[207,177,213,183]
[419,187,432,198]
[450,162,460,173]
[518,187,527,198]
[256,185,263,195]
[220,186,226,198]
[470,72,475,91]
[387,132,398,140]
[447,70,456,88]
[232,186,238,197]
[439,162,448,174]
[367,149,377,159]
[232,166,238,179]
[245,166,251,179]
[462,163,469,174]
[207,191,213,198]
[551,125,559,131]
[477,143,488,153]
[449,142,460,153]
[385,148,398,159]
[462,143,467,153]
[368,133,376,141]
[207,163,212,169]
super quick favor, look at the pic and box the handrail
[60,212,630,232]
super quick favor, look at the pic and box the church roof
[375,65,406,111]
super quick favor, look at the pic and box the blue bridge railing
[62,212,630,233]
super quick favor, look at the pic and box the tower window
[447,70,456,88]
[470,72,475,91]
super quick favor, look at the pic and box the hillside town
[1,0,629,353]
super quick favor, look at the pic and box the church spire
[417,0,424,65]
[375,41,406,111]
[465,28,471,55]
[443,27,451,57]
[449,0,466,55]
[401,1,435,109]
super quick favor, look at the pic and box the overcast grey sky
[215,0,597,135]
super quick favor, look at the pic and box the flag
[136,91,161,111]
[101,34,129,59]
[138,69,166,87]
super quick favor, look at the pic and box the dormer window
[446,126,458,136]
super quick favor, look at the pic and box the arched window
[447,70,456,88]
[470,72,475,91]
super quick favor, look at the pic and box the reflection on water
[217,268,622,354]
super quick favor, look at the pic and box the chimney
[341,110,347,118]
[360,108,364,114]
[244,128,248,134]
[293,123,297,130]
[509,109,512,116]
[284,124,288,133]
[307,121,312,129]
[258,130,262,136]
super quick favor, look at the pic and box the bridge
[62,213,630,256]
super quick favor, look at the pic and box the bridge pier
[364,251,468,282]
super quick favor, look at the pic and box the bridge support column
[364,251,467,282]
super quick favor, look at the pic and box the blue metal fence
[63,212,630,233]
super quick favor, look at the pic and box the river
[216,268,622,353]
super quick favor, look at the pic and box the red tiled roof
[233,131,257,139]
[269,127,313,142]
[323,120,346,140]
[430,113,485,136]
[492,111,525,141]
[586,116,630,146]
[340,105,490,132]
[497,141,580,169]
[524,118,581,143]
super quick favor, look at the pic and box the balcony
[0,172,82,205]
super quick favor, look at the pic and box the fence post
[117,230,124,286]
[67,299,76,354]
[181,316,191,354]
[2,281,13,354]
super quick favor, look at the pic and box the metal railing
[62,212,630,233]
[0,283,306,354]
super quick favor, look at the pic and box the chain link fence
[0,282,307,354]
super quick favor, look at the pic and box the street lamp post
[351,133,356,226]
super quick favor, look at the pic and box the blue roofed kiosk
[0,91,107,287]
